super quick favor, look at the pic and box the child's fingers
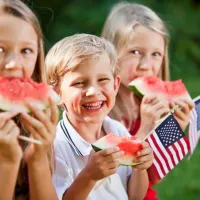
[25,103,53,133]
[0,119,16,135]
[98,147,120,157]
[0,111,19,128]
[137,146,152,157]
[142,95,158,105]
[21,113,47,140]
[105,151,124,162]
[173,100,190,114]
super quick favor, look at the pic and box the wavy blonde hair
[101,2,170,127]
[45,33,118,89]
[0,0,46,199]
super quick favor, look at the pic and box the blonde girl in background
[0,0,58,199]
[101,2,194,199]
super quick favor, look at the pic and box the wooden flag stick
[141,105,180,142]
[18,135,42,145]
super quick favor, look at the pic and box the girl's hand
[0,111,22,164]
[84,147,124,182]
[133,142,153,171]
[140,95,170,134]
[21,98,59,164]
[170,99,194,131]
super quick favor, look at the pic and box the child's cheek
[71,91,82,113]
[128,65,137,83]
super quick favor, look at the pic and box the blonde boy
[45,34,153,200]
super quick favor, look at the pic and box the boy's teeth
[83,101,103,110]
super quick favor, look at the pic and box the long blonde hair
[101,2,170,128]
[0,0,46,199]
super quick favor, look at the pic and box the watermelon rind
[92,143,142,166]
[129,85,144,99]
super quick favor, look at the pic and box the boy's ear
[114,75,121,95]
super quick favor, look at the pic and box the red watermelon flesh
[0,76,60,112]
[92,133,143,166]
[129,76,191,101]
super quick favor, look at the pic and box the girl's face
[118,25,165,87]
[0,14,38,78]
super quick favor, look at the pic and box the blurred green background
[29,0,200,199]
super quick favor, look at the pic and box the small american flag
[146,114,189,180]
[189,96,200,155]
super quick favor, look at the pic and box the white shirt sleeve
[53,144,73,200]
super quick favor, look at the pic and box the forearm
[128,169,148,200]
[27,155,58,200]
[63,168,96,200]
[0,161,20,200]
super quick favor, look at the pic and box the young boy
[45,34,154,200]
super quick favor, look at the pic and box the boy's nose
[86,86,100,96]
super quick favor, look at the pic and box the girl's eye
[131,50,140,55]
[22,48,33,54]
[0,47,4,53]
[73,82,84,86]
[152,52,161,57]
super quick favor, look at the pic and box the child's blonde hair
[101,2,169,81]
[101,2,170,127]
[45,33,118,89]
[0,0,46,82]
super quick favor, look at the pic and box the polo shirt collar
[60,111,112,157]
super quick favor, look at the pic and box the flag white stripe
[153,158,164,179]
[168,146,178,165]
[174,142,183,160]
[148,133,169,175]
[153,133,174,170]
[189,109,197,152]
[180,138,188,155]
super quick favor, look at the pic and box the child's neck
[67,115,105,143]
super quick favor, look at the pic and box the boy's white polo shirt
[53,111,132,200]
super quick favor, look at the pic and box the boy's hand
[133,142,153,171]
[84,147,124,182]
[170,99,194,131]
[140,95,170,135]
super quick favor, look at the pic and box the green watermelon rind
[92,144,142,166]
[129,85,144,99]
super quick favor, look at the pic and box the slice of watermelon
[92,133,143,166]
[0,76,60,112]
[129,76,191,101]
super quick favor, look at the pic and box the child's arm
[21,98,59,200]
[127,142,153,200]
[0,112,22,200]
[62,148,123,200]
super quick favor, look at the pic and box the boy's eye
[131,50,140,55]
[99,78,109,82]
[22,48,33,54]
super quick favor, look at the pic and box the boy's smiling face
[59,53,120,124]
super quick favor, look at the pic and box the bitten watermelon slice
[0,76,60,112]
[129,76,191,101]
[92,133,143,166]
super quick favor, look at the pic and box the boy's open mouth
[82,101,105,110]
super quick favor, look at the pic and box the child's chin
[83,116,104,124]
